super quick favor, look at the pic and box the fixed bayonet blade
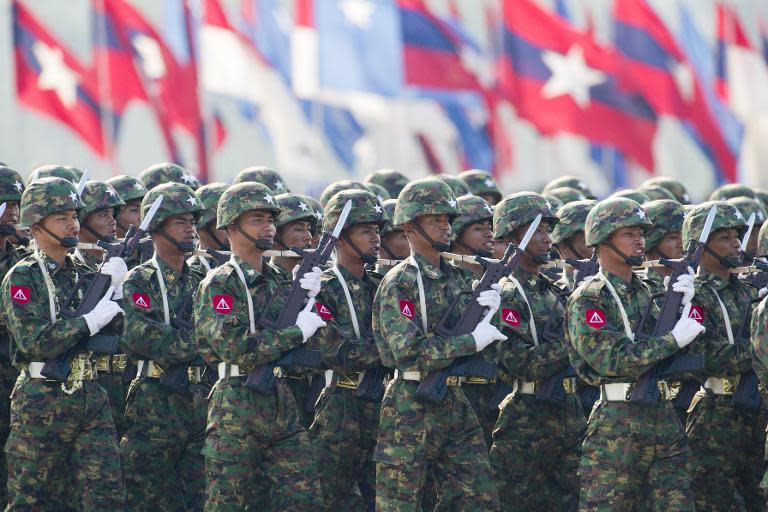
[330,200,352,239]
[517,214,542,252]
[76,170,89,197]
[0,203,6,220]
[741,212,756,251]
[698,206,717,244]
[138,195,163,232]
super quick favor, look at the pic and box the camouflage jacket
[194,255,304,369]
[751,296,768,388]
[187,254,217,276]
[0,241,28,357]
[565,271,679,384]
[372,253,476,373]
[640,267,666,294]
[74,248,103,271]
[492,267,570,383]
[311,264,382,374]
[122,256,203,367]
[688,272,755,377]
[1,251,91,364]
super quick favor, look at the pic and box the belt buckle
[111,354,127,373]
[337,373,358,390]
[563,378,575,395]
[464,377,489,385]
[723,378,735,394]
[445,376,461,387]
[273,366,285,378]
[94,355,110,372]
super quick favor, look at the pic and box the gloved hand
[663,267,695,306]
[299,267,322,298]
[472,321,507,352]
[476,283,501,313]
[101,257,128,288]
[760,287,768,299]
[671,303,706,348]
[83,287,124,335]
[111,283,123,300]
[295,309,327,342]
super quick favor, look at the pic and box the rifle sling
[406,256,428,332]
[505,276,538,346]
[230,256,256,334]
[594,272,634,341]
[150,256,171,325]
[707,285,734,345]
[332,265,360,339]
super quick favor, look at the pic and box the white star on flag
[33,41,79,108]
[186,196,197,206]
[541,45,606,108]
[132,34,166,80]
[298,202,309,211]
[339,0,376,29]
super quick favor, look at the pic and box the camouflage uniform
[2,177,126,510]
[372,178,500,511]
[641,176,691,204]
[566,198,695,511]
[139,161,200,191]
[27,163,78,185]
[751,227,768,495]
[232,165,289,193]
[308,190,385,510]
[363,168,410,199]
[488,193,585,511]
[107,175,150,268]
[194,182,323,510]
[120,183,207,511]
[682,201,766,511]
[457,169,502,205]
[188,182,229,275]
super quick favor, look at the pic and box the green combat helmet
[216,182,282,251]
[394,177,459,251]
[452,195,494,257]
[643,199,686,252]
[79,181,125,241]
[380,198,399,237]
[435,175,471,197]
[232,166,289,193]
[683,201,747,268]
[142,182,203,253]
[543,176,595,200]
[609,188,650,205]
[324,189,386,264]
[195,183,229,229]
[457,169,502,204]
[363,182,391,202]
[708,183,756,201]
[546,186,586,205]
[585,197,651,265]
[551,199,596,245]
[642,176,691,204]
[364,168,409,199]
[107,175,147,204]
[756,222,768,257]
[20,177,84,249]
[27,164,78,185]
[494,192,558,265]
[275,193,318,231]
[727,196,766,229]
[303,195,324,226]
[319,180,367,207]
[0,165,26,203]
[754,189,768,209]
[541,194,564,212]
[638,185,677,202]
[139,162,199,191]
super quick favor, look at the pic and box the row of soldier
[0,161,766,510]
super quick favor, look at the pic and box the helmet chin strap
[413,222,450,252]
[453,237,492,259]
[234,222,273,251]
[203,225,230,251]
[703,244,741,268]
[156,227,195,253]
[340,232,378,265]
[82,222,116,244]
[604,241,644,266]
[39,225,78,249]
[563,238,588,260]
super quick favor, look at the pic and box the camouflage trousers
[287,375,315,429]
[461,381,502,449]
[98,370,128,439]
[373,379,500,512]
[309,385,378,511]
[0,355,18,507]
[120,378,207,512]
[5,377,126,511]
[578,398,694,511]
[489,392,585,511]
[686,392,767,511]
[202,377,324,511]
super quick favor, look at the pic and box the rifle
[535,320,577,404]
[355,365,392,402]
[629,206,717,405]
[245,201,353,394]
[158,293,195,393]
[565,250,599,288]
[414,214,543,405]
[740,260,768,290]
[41,195,164,381]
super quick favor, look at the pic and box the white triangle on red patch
[135,296,148,308]
[399,299,415,319]
[13,288,27,301]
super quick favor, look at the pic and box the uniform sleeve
[311,281,380,373]
[690,290,752,377]
[194,275,304,369]
[566,293,680,379]
[373,278,476,373]
[2,267,89,361]
[122,273,196,366]
[751,299,768,387]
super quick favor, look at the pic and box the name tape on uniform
[10,285,30,305]
[315,303,333,320]
[212,294,233,314]
[585,309,606,329]
[132,293,151,310]
[501,308,521,327]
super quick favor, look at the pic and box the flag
[212,110,227,151]
[498,0,657,169]
[14,0,105,156]
[613,0,737,182]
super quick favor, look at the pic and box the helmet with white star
[682,200,748,243]
[457,169,501,203]
[195,182,229,228]
[275,193,318,229]
[393,177,460,226]
[0,165,25,202]
[323,189,386,234]
[20,177,84,229]
[106,175,147,204]
[216,182,281,230]
[584,197,651,247]
[451,195,494,242]
[232,166,289,193]
[79,180,125,222]
[139,162,199,191]
[141,182,203,232]
[493,192,559,240]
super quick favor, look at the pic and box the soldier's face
[417,214,451,244]
[459,220,494,254]
[704,228,741,266]
[341,223,381,260]
[557,231,589,260]
[83,208,117,242]
[607,226,646,260]
[236,210,276,242]
[33,209,79,247]
[654,231,684,259]
[277,220,312,250]
[0,201,19,228]
[116,199,141,236]
[382,230,410,259]
[515,221,552,267]
[159,213,197,251]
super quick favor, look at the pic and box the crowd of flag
[10,0,768,194]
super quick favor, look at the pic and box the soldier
[232,165,289,193]
[435,174,471,197]
[641,200,687,293]
[546,186,586,205]
[642,176,691,204]
[457,169,502,206]
[120,182,207,511]
[378,199,409,265]
[542,176,596,200]
[728,196,766,258]
[139,161,200,191]
[194,182,325,510]
[488,192,585,511]
[565,197,704,510]
[1,177,126,509]
[682,201,766,511]
[188,182,229,275]
[750,222,768,497]
[372,177,504,510]
[308,189,386,510]
[107,175,148,239]
[363,168,410,199]
[551,200,596,287]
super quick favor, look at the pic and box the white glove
[111,283,124,300]
[83,287,124,335]
[299,266,322,298]
[472,321,507,352]
[760,287,768,299]
[101,257,128,288]
[476,283,501,313]
[663,267,695,306]
[295,309,327,342]
[671,303,706,348]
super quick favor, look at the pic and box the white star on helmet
[265,194,275,204]
[186,196,197,206]
[448,198,457,208]
[298,202,309,211]
[14,181,23,192]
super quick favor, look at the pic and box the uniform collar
[335,262,371,290]
[35,249,73,275]
[512,265,539,286]
[602,269,640,295]
[153,255,189,285]
[411,252,445,279]
[698,270,733,291]
[232,254,270,285]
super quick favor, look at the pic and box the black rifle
[246,201,351,394]
[41,220,157,381]
[741,260,768,291]
[535,322,577,404]
[137,237,154,263]
[415,238,532,405]
[731,297,763,410]
[565,250,599,287]
[205,248,230,266]
[355,365,392,402]
[158,294,195,393]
